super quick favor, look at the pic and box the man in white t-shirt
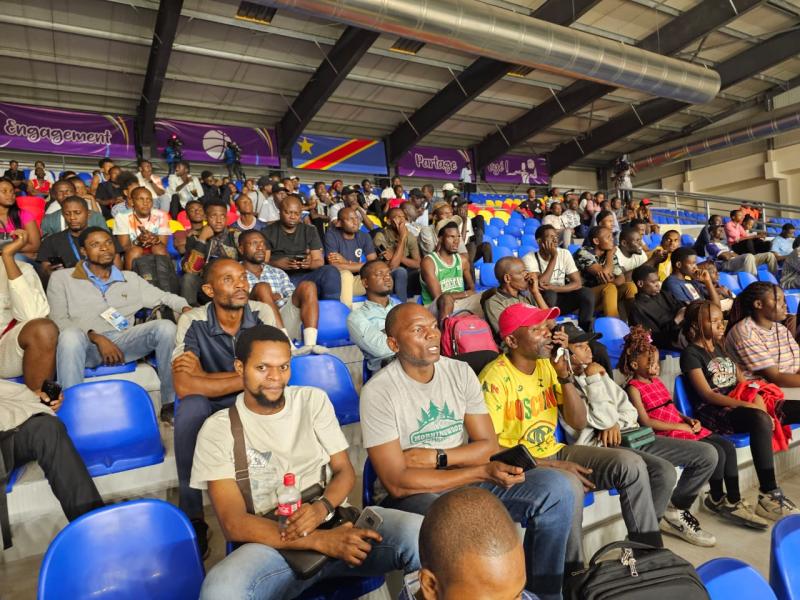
[523,224,595,332]
[381,176,402,200]
[167,160,204,210]
[615,226,666,277]
[195,325,422,600]
[359,302,578,600]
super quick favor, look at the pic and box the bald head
[385,302,424,338]
[495,256,523,282]
[419,488,524,595]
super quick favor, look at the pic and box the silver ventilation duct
[633,111,800,172]
[252,0,720,104]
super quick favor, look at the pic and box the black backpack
[564,541,709,600]
[131,254,180,295]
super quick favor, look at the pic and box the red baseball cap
[498,304,560,340]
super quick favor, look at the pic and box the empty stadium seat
[718,272,742,295]
[739,271,758,289]
[493,246,514,260]
[593,317,629,367]
[697,558,777,600]
[58,380,165,477]
[681,234,695,247]
[479,263,499,289]
[518,245,536,258]
[497,234,519,249]
[313,300,351,347]
[759,271,779,285]
[38,499,204,600]
[770,514,800,600]
[489,217,505,229]
[289,353,359,425]
[5,465,26,494]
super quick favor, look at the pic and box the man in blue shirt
[772,223,796,261]
[347,259,399,374]
[324,206,378,306]
[662,246,722,308]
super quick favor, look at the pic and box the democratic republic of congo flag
[290,133,388,175]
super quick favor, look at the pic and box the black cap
[341,185,358,196]
[272,183,287,193]
[557,322,602,344]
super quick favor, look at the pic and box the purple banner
[483,154,549,185]
[396,145,473,181]
[0,102,135,159]
[155,118,279,167]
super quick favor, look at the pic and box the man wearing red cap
[360,302,575,600]
[480,304,670,553]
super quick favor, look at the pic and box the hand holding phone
[354,507,383,532]
[490,444,537,471]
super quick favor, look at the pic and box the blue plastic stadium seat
[497,234,519,249]
[593,317,629,367]
[493,246,514,260]
[518,245,535,258]
[59,380,165,476]
[738,271,758,289]
[312,300,351,347]
[786,294,800,315]
[759,270,779,285]
[83,361,137,378]
[680,234,695,247]
[568,243,581,254]
[363,457,378,507]
[484,225,502,239]
[479,263,500,289]
[674,375,750,448]
[296,576,386,600]
[38,499,204,600]
[289,353,360,425]
[718,272,742,295]
[771,514,800,600]
[490,217,506,229]
[5,465,26,493]
[698,558,777,600]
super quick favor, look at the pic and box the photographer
[224,141,245,182]
[165,135,183,175]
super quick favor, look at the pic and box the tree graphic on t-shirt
[410,400,462,446]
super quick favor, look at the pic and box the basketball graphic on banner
[202,129,232,160]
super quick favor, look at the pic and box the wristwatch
[317,496,335,522]
[435,449,448,470]
[558,375,576,385]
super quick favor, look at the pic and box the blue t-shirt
[772,235,794,256]
[663,274,708,304]
[323,228,375,263]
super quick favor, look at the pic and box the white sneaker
[310,345,329,355]
[291,345,313,356]
[661,506,716,547]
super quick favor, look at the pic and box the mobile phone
[48,256,65,269]
[490,444,537,471]
[41,380,62,406]
[554,346,573,374]
[354,506,383,531]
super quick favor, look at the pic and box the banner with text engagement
[396,145,472,181]
[291,133,387,175]
[154,118,279,167]
[483,154,549,185]
[0,102,136,159]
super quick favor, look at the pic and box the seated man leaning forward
[347,259,401,375]
[420,219,482,321]
[359,302,576,600]
[195,325,421,600]
[46,226,189,409]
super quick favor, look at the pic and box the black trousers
[4,414,103,521]
[732,238,772,255]
[542,286,596,332]
[727,400,800,492]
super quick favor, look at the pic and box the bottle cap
[283,473,296,486]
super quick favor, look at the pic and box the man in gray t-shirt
[359,303,578,600]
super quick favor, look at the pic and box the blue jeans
[199,507,422,600]
[381,468,575,600]
[56,320,177,404]
[175,394,236,518]
[289,266,341,300]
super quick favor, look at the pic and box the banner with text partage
[396,145,473,181]
[0,102,136,159]
[154,118,279,167]
[483,154,549,185]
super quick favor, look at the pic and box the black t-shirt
[264,222,322,262]
[37,230,123,269]
[629,292,683,349]
[95,181,123,219]
[3,169,24,182]
[680,343,738,397]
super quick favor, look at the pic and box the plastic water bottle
[277,473,301,530]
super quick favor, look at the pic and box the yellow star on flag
[297,136,314,154]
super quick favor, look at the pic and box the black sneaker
[192,518,210,559]
[159,403,175,426]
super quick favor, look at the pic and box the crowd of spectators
[5,156,800,599]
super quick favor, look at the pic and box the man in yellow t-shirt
[479,304,666,549]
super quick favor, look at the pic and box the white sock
[303,327,318,347]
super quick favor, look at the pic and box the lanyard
[67,233,80,261]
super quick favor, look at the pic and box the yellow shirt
[479,355,563,458]
[658,254,672,281]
